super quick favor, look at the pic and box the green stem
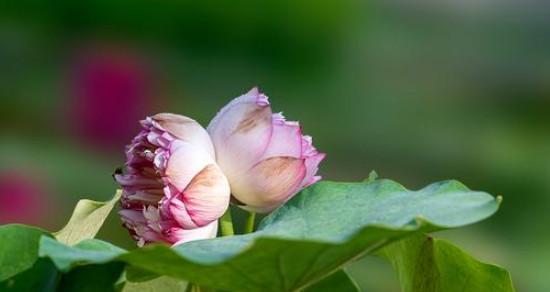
[186,283,201,292]
[220,208,234,236]
[245,211,256,233]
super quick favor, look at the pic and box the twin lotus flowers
[115,88,325,246]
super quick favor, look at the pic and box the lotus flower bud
[115,113,230,246]
[207,88,325,213]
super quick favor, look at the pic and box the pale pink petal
[159,196,196,228]
[172,220,218,246]
[232,157,306,213]
[207,87,273,179]
[160,164,230,229]
[301,135,318,156]
[180,164,230,226]
[146,128,174,148]
[164,142,214,191]
[301,153,326,188]
[150,113,215,158]
[261,113,302,159]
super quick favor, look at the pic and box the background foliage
[0,0,548,290]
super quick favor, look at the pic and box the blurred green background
[1,1,549,291]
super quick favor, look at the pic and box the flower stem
[186,283,201,292]
[220,208,234,236]
[245,211,256,233]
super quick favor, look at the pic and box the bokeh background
[1,1,549,291]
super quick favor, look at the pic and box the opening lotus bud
[208,88,325,213]
[115,114,230,246]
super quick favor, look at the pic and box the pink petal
[164,142,214,191]
[171,220,219,246]
[207,87,273,178]
[115,174,163,189]
[120,189,164,208]
[119,208,146,224]
[150,113,215,158]
[180,164,230,226]
[301,152,326,188]
[160,164,230,229]
[301,135,318,156]
[261,113,302,160]
[232,157,306,213]
[119,209,164,246]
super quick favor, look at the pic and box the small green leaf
[364,170,379,182]
[40,237,126,272]
[40,179,505,291]
[54,190,121,245]
[0,224,51,281]
[303,270,359,292]
[380,234,515,292]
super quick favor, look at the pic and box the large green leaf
[40,179,504,291]
[57,262,125,292]
[0,224,51,281]
[0,258,58,292]
[380,234,515,292]
[303,270,359,292]
[54,190,121,245]
[122,276,188,292]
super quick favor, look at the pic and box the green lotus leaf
[380,234,515,292]
[39,179,504,291]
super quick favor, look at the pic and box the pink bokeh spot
[0,172,51,225]
[66,43,158,151]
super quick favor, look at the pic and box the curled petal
[161,164,230,229]
[120,189,164,208]
[301,152,326,188]
[261,114,302,160]
[119,209,164,246]
[151,113,215,158]
[115,174,163,189]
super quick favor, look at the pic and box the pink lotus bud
[208,88,325,213]
[115,113,230,246]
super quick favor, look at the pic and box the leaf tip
[363,170,379,183]
[414,215,428,227]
